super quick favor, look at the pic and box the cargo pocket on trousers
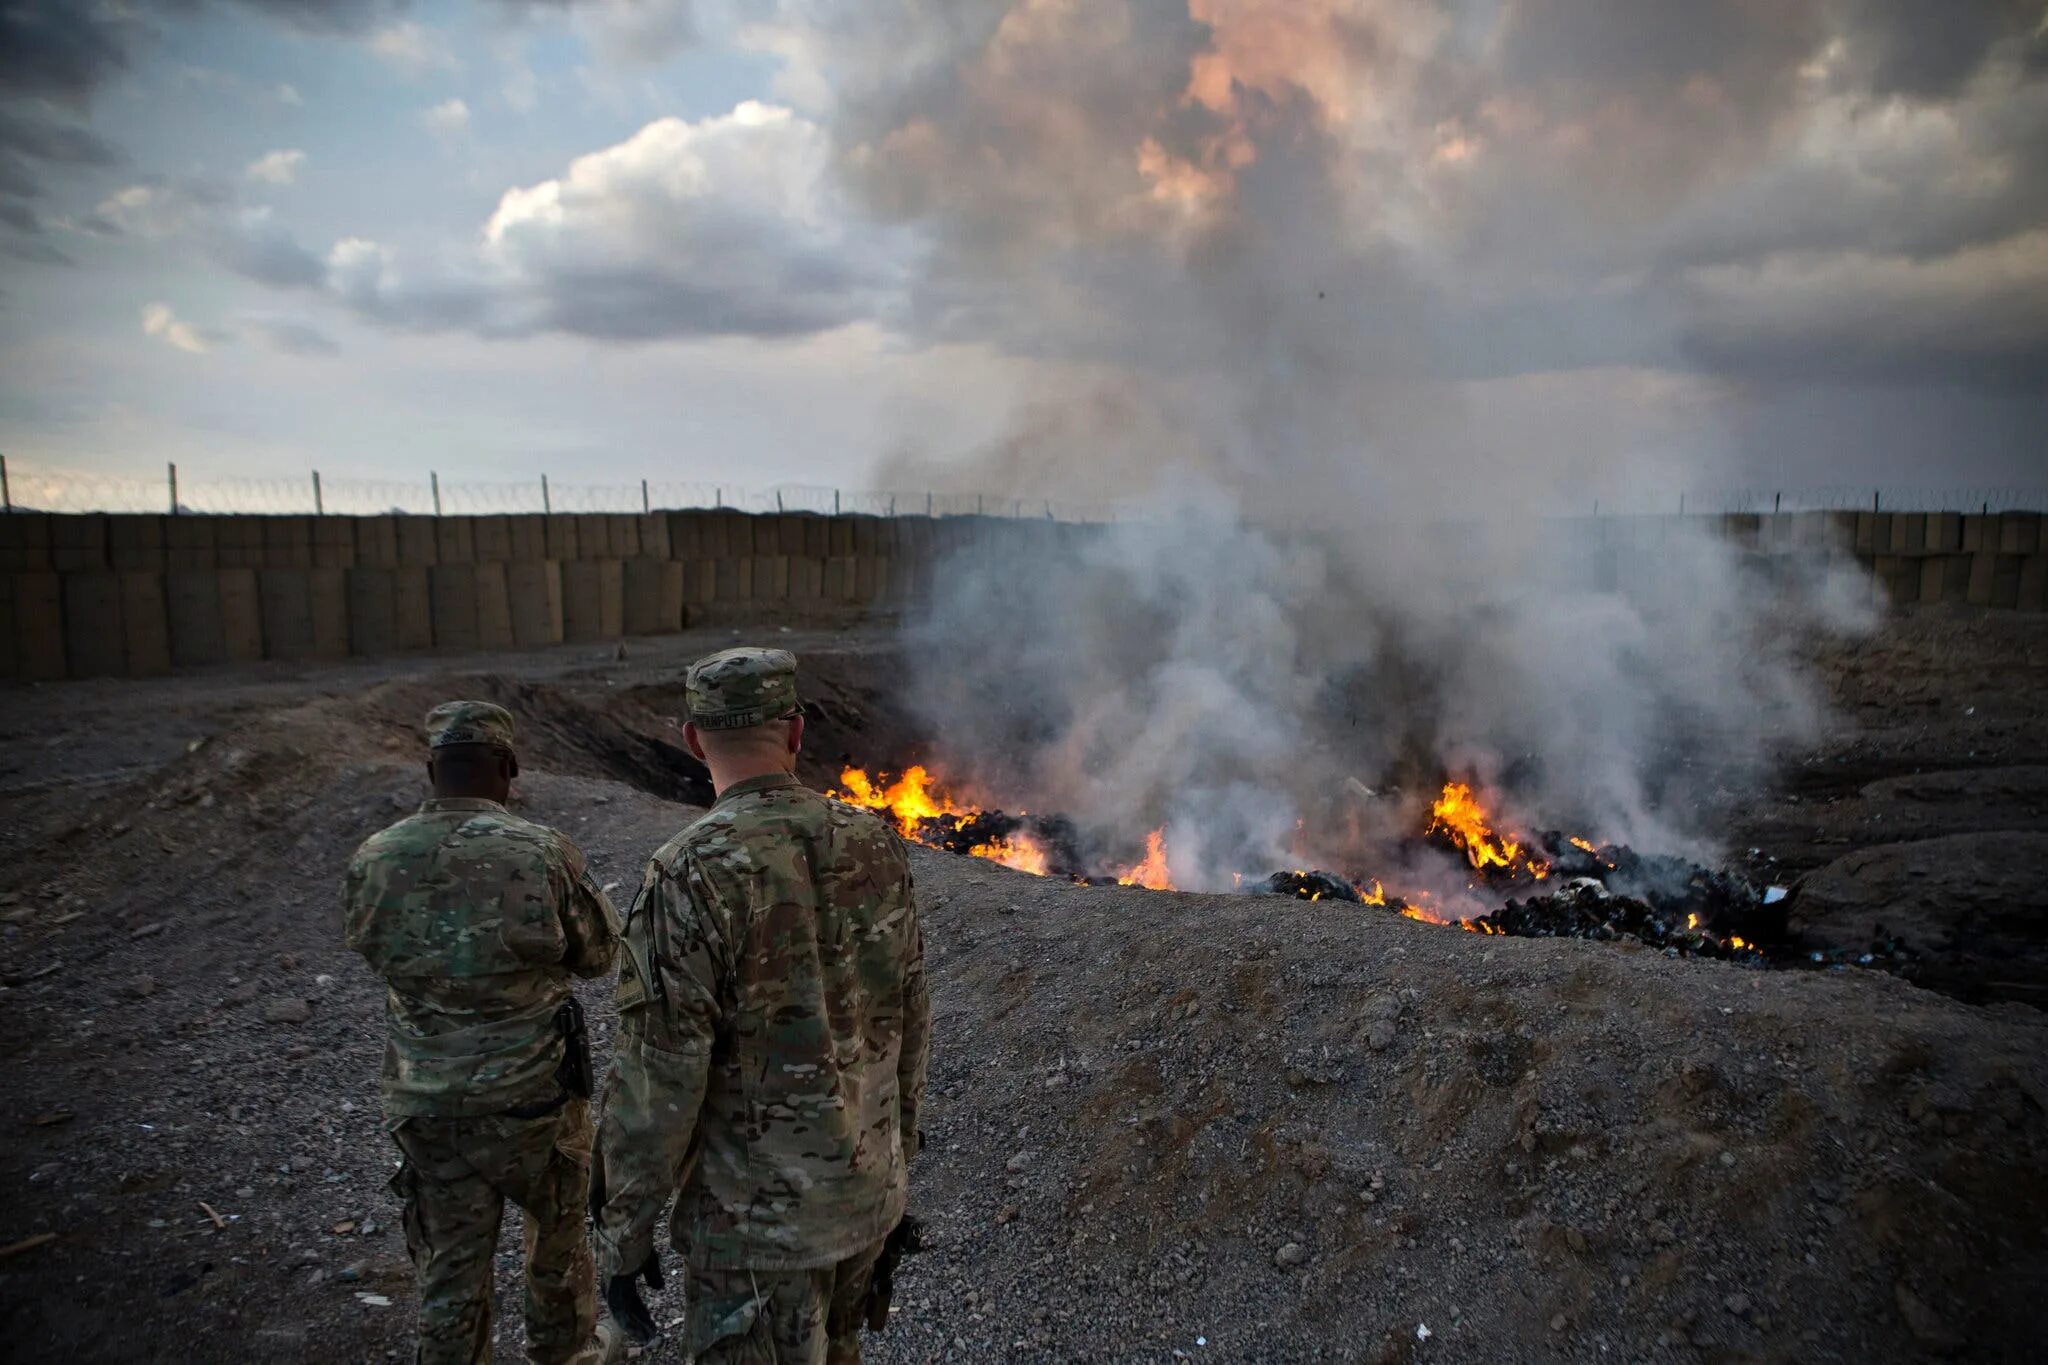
[686,1288,764,1358]
[388,1153,427,1264]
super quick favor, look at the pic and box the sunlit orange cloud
[1188,0,1448,126]
[1137,136,1235,208]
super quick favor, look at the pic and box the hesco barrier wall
[0,508,2041,680]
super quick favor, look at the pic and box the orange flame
[1358,880,1386,906]
[1117,829,1175,891]
[1570,836,1598,854]
[836,765,971,838]
[967,832,1051,877]
[1428,782,1550,880]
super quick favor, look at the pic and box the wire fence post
[775,490,783,513]
[168,462,178,515]
[926,492,933,517]
[1773,491,1781,514]
[431,471,442,517]
[542,474,551,514]
[1678,492,1686,517]
[1,454,9,513]
[312,470,323,516]
[834,489,841,515]
[714,487,722,509]
[976,493,984,516]
[641,478,650,514]
[1873,490,1881,513]
[890,496,897,516]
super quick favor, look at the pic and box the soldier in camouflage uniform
[593,647,930,1364]
[344,701,623,1365]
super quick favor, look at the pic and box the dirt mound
[1859,766,2048,806]
[878,858,2048,1364]
[1792,833,2048,1006]
[2,619,2046,1363]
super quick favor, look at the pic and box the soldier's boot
[557,1321,622,1365]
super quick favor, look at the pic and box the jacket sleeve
[594,853,727,1280]
[554,834,622,980]
[897,864,930,1157]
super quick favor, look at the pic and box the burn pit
[833,765,1915,977]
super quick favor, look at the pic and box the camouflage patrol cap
[686,647,801,730]
[424,700,516,752]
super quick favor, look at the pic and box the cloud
[0,0,132,106]
[422,97,471,139]
[92,178,328,286]
[1834,0,2045,99]
[500,0,699,65]
[500,53,538,111]
[301,101,902,341]
[369,20,458,76]
[0,108,122,169]
[245,148,306,185]
[214,206,328,287]
[140,301,219,354]
[93,181,226,238]
[1680,229,2048,386]
[240,312,340,355]
[770,0,2048,417]
[221,0,393,33]
[0,106,124,256]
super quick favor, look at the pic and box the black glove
[606,1254,664,1344]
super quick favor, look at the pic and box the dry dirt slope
[0,676,2042,1363]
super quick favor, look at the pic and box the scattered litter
[0,1232,58,1260]
[332,1220,357,1235]
[1417,1323,1432,1342]
[354,1293,392,1308]
[199,1201,226,1230]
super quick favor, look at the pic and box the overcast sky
[1,0,2043,505]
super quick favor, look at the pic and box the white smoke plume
[781,1,1961,890]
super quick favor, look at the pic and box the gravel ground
[0,611,2043,1363]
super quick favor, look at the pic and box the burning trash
[1427,781,1550,882]
[833,767,1175,888]
[831,766,1912,978]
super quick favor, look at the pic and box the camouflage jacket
[596,772,929,1274]
[343,797,621,1119]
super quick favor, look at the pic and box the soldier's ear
[504,752,520,781]
[681,721,708,762]
[785,714,805,755]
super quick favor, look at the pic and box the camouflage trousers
[685,1238,887,1365]
[387,1097,606,1365]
